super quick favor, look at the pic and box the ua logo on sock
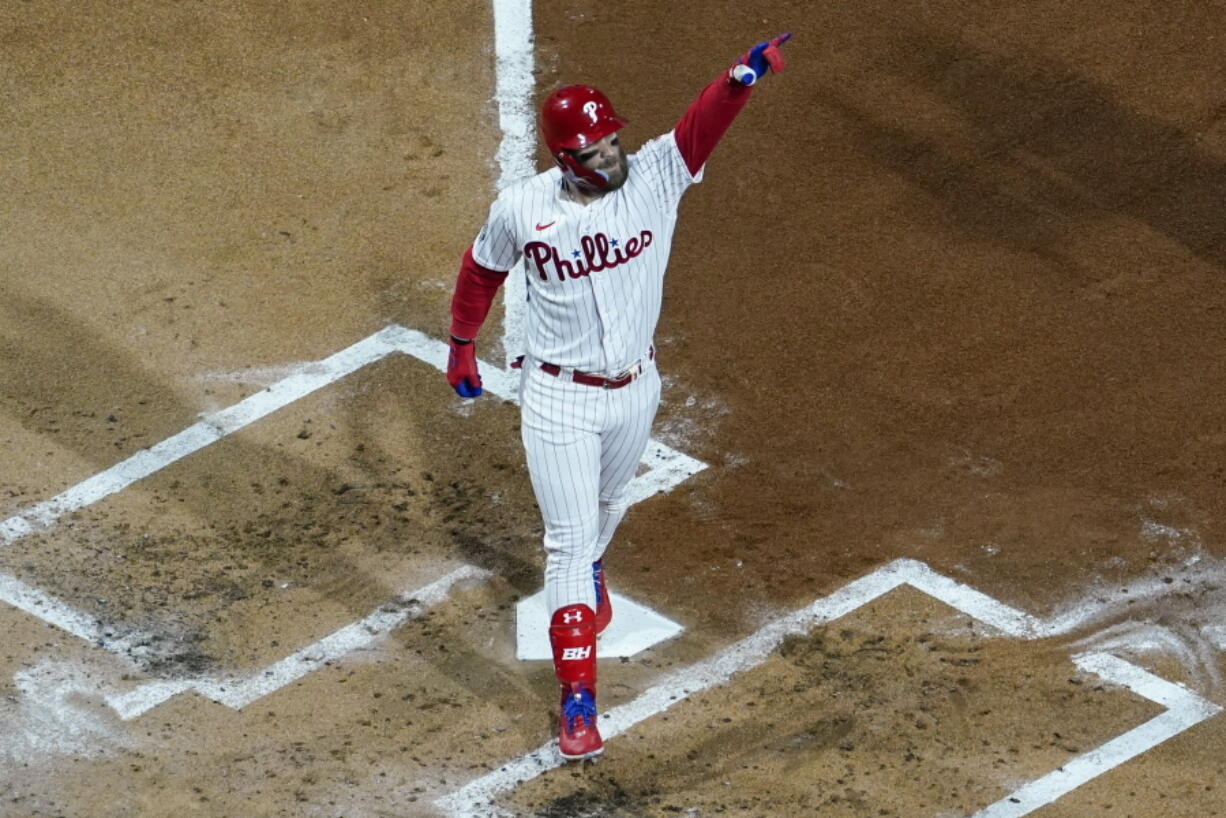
[563,609,585,624]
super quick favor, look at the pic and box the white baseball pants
[519,360,662,615]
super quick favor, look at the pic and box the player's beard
[599,149,630,192]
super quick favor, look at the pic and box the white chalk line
[490,0,535,367]
[0,326,404,544]
[434,558,1222,818]
[0,323,706,719]
[0,573,192,671]
[0,572,111,646]
[104,564,490,719]
[3,659,141,763]
[973,652,1221,818]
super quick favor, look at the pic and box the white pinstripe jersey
[472,130,702,374]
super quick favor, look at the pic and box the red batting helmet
[541,85,628,187]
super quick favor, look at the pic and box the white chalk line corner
[433,558,1223,818]
[105,564,490,720]
[0,323,707,720]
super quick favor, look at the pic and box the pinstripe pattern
[473,131,700,373]
[520,362,662,613]
[475,130,697,616]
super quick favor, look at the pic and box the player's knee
[598,494,628,517]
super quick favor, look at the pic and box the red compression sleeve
[450,246,508,339]
[673,72,753,177]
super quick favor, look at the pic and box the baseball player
[446,34,792,760]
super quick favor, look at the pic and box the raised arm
[674,33,792,176]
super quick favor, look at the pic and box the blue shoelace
[563,689,598,729]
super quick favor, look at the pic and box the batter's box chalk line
[433,558,1222,818]
[0,324,706,719]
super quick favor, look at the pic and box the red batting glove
[447,337,482,398]
[729,32,793,86]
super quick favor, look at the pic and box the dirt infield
[1,1,1224,816]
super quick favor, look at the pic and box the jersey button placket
[581,200,619,371]
[572,206,604,373]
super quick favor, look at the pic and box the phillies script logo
[523,231,653,282]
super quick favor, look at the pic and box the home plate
[515,590,685,660]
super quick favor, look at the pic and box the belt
[539,361,640,389]
[513,348,653,390]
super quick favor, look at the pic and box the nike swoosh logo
[535,221,556,231]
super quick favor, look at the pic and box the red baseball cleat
[592,560,612,636]
[549,604,601,759]
[558,682,603,760]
